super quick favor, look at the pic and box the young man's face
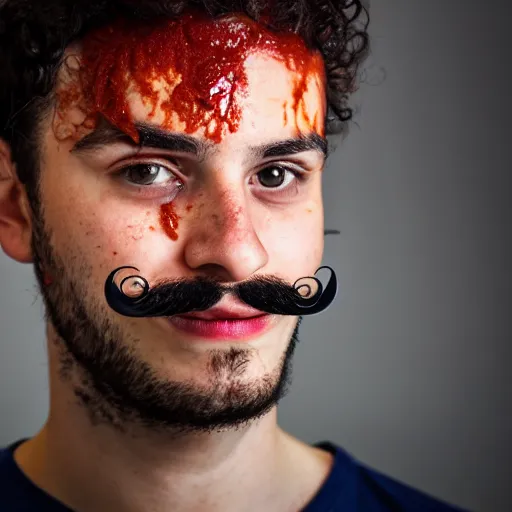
[30,14,327,431]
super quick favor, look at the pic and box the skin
[0,17,332,512]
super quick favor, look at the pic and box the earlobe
[0,140,34,263]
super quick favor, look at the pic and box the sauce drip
[64,11,324,143]
[160,202,180,240]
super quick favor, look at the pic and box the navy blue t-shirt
[0,439,468,511]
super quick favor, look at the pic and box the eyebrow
[72,122,205,156]
[72,122,328,160]
[255,133,328,159]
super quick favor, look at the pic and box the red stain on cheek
[160,202,180,241]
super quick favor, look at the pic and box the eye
[122,163,178,186]
[256,166,298,189]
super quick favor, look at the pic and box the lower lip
[168,315,271,340]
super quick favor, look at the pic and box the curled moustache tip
[293,276,323,308]
[297,266,337,315]
[120,275,148,299]
[294,276,322,298]
[315,265,338,304]
[105,266,152,317]
[110,266,149,300]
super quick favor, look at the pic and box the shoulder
[0,439,28,507]
[0,439,22,480]
[355,462,468,511]
[0,438,61,511]
[314,442,469,512]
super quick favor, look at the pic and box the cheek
[264,203,324,277]
[43,185,163,274]
[84,209,161,264]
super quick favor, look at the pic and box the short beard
[31,204,301,435]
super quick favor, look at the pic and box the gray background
[1,1,511,511]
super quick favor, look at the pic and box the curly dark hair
[0,0,369,199]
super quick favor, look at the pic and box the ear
[0,139,34,263]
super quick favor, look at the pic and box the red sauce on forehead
[73,11,324,142]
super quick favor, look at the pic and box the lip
[180,304,265,321]
[167,302,272,340]
[168,315,271,340]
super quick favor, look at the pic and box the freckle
[306,208,313,213]
[96,245,101,249]
[127,225,134,229]
[149,226,156,231]
[146,211,151,216]
[186,204,193,212]
[113,251,118,256]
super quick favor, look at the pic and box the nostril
[191,263,233,282]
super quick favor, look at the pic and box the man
[0,1,467,510]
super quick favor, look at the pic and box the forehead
[56,12,326,147]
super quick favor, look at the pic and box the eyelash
[112,160,184,200]
[113,160,308,200]
[250,164,307,198]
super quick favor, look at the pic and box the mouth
[167,304,273,340]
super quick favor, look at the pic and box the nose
[183,186,269,282]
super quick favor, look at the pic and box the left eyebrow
[253,133,329,160]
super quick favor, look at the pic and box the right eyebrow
[71,122,213,159]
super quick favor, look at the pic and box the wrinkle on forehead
[53,12,326,146]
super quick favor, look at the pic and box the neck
[40,406,284,512]
[15,329,317,512]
